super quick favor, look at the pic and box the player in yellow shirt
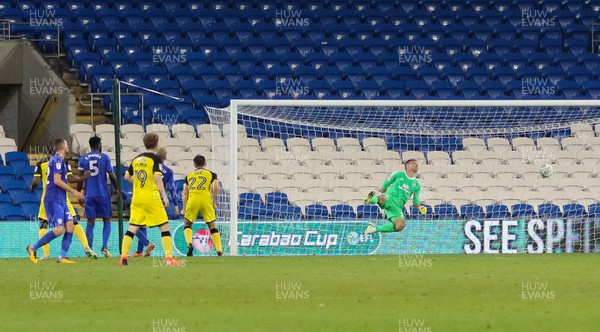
[30,155,97,259]
[180,155,222,256]
[119,133,180,266]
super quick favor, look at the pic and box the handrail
[78,92,145,127]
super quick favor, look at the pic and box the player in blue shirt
[133,147,178,256]
[78,137,119,257]
[27,138,86,264]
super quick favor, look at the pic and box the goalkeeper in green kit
[363,159,427,235]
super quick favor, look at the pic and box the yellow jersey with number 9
[185,168,217,200]
[127,153,163,203]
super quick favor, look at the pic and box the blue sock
[60,232,73,258]
[33,231,58,251]
[86,223,95,249]
[136,228,149,253]
[102,221,111,249]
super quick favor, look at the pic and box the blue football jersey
[161,164,176,198]
[78,151,114,198]
[45,154,68,203]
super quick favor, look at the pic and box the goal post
[206,99,600,256]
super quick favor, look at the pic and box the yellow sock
[121,232,133,257]
[73,223,89,248]
[211,230,223,253]
[184,227,192,246]
[39,229,50,257]
[161,233,173,258]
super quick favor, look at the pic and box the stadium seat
[563,204,587,218]
[0,206,26,221]
[485,204,511,219]
[460,204,486,220]
[434,203,460,219]
[538,203,563,219]
[511,204,536,218]
[305,204,330,220]
[330,204,357,219]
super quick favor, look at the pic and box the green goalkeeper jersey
[381,171,422,205]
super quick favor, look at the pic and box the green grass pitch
[3,255,599,331]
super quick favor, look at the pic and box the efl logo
[275,10,310,29]
[521,10,556,27]
[521,78,556,97]
[152,46,187,64]
[30,9,63,27]
[521,281,556,300]
[398,46,432,64]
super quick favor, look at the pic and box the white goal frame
[226,99,600,256]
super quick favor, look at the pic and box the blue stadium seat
[239,192,261,206]
[460,204,486,220]
[305,204,329,220]
[511,203,536,218]
[563,203,587,218]
[0,193,13,205]
[0,165,15,185]
[331,204,357,219]
[434,203,460,219]
[273,204,302,221]
[485,204,511,219]
[357,205,383,219]
[538,203,563,219]
[265,192,289,205]
[588,204,600,218]
[0,206,26,221]
[410,204,434,220]
[0,179,29,195]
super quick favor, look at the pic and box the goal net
[202,100,600,256]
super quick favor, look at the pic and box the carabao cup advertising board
[3,219,599,258]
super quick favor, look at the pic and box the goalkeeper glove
[418,206,427,215]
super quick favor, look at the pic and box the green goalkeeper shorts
[382,194,405,222]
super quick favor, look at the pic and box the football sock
[39,228,50,257]
[184,226,192,246]
[73,223,89,248]
[210,228,223,253]
[60,231,73,258]
[102,221,111,249]
[161,231,173,258]
[368,196,379,205]
[376,222,396,233]
[85,223,95,248]
[121,231,134,257]
[136,228,148,253]
[33,231,58,251]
